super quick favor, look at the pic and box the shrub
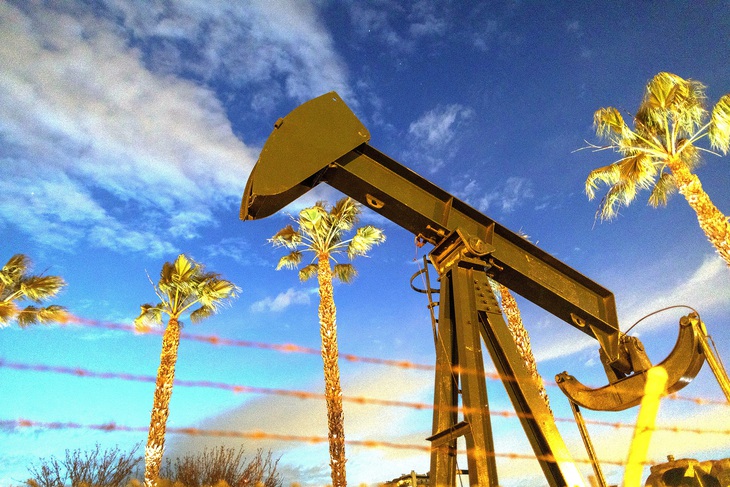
[24,444,281,487]
[159,447,282,487]
[25,443,142,487]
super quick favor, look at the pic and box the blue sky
[1,1,729,485]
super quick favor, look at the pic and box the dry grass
[25,443,141,487]
[23,444,282,487]
[160,446,282,487]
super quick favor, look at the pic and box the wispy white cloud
[349,1,448,56]
[565,19,592,58]
[536,254,730,363]
[106,0,351,105]
[469,3,523,54]
[0,1,350,257]
[406,104,474,172]
[617,255,730,332]
[477,176,534,213]
[409,104,466,146]
[204,237,268,267]
[250,287,313,313]
[449,175,534,215]
[408,0,448,37]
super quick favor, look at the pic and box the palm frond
[190,305,215,324]
[594,107,631,141]
[16,306,40,328]
[638,73,704,137]
[677,139,701,170]
[299,206,327,228]
[346,225,386,260]
[197,278,238,308]
[635,103,663,136]
[16,305,68,327]
[648,172,677,207]
[679,78,709,133]
[271,199,384,287]
[643,73,707,136]
[0,300,18,327]
[134,303,164,331]
[617,154,657,191]
[597,183,628,221]
[172,254,196,282]
[299,263,318,282]
[333,263,357,283]
[270,225,303,249]
[644,72,686,111]
[276,251,303,270]
[299,206,331,249]
[18,275,66,302]
[0,254,30,286]
[330,197,360,232]
[585,163,621,200]
[709,93,730,154]
[160,255,203,300]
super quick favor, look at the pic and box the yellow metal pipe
[623,366,668,487]
[687,314,730,403]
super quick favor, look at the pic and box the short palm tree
[488,232,550,412]
[584,72,730,266]
[135,254,238,487]
[0,254,67,327]
[494,282,551,412]
[270,197,385,487]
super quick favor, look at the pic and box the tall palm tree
[270,197,385,487]
[135,254,238,487]
[0,254,67,327]
[584,72,730,266]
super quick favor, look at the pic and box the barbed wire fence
[2,314,729,485]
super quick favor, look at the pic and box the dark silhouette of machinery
[240,92,729,487]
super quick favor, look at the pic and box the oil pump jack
[240,92,729,487]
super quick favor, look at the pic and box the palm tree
[135,254,238,487]
[270,197,385,487]
[584,72,730,266]
[494,282,551,412]
[0,254,67,327]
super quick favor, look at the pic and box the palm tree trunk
[144,317,181,487]
[317,256,347,487]
[498,284,551,413]
[669,161,730,267]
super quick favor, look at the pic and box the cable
[623,305,700,335]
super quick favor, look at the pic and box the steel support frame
[429,260,499,486]
[427,236,585,487]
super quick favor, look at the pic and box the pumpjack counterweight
[241,92,710,487]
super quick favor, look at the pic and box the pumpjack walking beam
[242,92,625,363]
[240,92,706,486]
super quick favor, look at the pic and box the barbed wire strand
[61,315,730,408]
[2,418,656,468]
[3,359,729,437]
